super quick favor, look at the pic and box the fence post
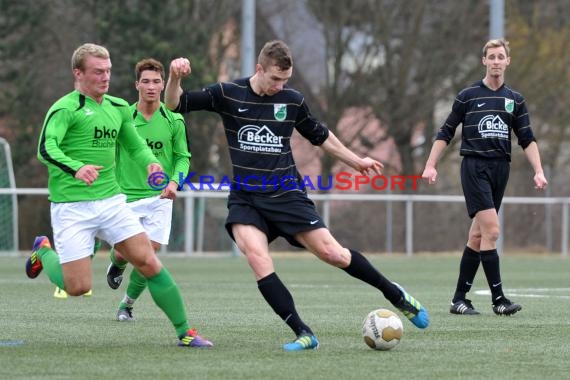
[405,199,413,256]
[184,192,194,256]
[562,202,568,258]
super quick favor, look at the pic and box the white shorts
[127,195,173,245]
[51,194,146,264]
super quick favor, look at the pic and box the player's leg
[114,233,211,346]
[232,223,318,351]
[106,247,128,289]
[296,228,429,329]
[473,159,520,316]
[113,197,171,319]
[26,201,96,295]
[54,239,100,298]
[99,194,211,347]
[26,235,65,288]
[476,209,521,315]
[116,268,146,321]
[115,240,159,321]
[450,219,482,315]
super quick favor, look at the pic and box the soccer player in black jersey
[422,39,548,316]
[165,40,429,351]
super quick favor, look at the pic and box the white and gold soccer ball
[362,308,403,350]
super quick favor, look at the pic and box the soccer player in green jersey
[104,58,191,322]
[27,43,212,347]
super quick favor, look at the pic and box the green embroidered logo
[274,104,287,121]
[504,98,514,113]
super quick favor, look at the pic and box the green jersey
[116,103,191,202]
[37,90,158,202]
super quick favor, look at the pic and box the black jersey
[436,80,536,161]
[176,78,329,194]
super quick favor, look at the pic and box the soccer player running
[105,58,191,322]
[421,39,548,316]
[164,40,429,351]
[27,43,212,347]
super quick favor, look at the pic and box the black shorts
[225,190,327,248]
[461,156,510,218]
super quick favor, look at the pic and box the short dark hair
[135,58,165,81]
[258,40,293,71]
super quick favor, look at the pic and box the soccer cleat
[26,236,51,279]
[492,297,522,316]
[392,282,429,329]
[83,289,93,297]
[53,287,68,299]
[450,299,480,315]
[116,307,135,322]
[282,333,319,351]
[106,263,125,290]
[178,328,214,348]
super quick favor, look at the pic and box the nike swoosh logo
[477,103,485,107]
[492,282,502,288]
[310,220,319,225]
[238,108,248,112]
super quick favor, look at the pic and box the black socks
[257,272,313,336]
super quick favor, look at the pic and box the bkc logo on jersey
[146,138,164,157]
[92,126,117,148]
[238,125,283,153]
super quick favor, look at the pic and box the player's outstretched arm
[320,131,383,176]
[165,58,191,110]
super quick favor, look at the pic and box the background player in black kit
[165,40,429,351]
[422,38,548,316]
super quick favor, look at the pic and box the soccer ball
[362,308,403,350]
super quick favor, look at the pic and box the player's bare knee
[134,255,162,277]
[66,284,91,296]
[483,226,500,243]
[315,246,347,267]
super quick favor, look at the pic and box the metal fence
[1,187,568,257]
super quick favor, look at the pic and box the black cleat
[492,297,522,316]
[450,299,480,315]
[106,263,125,290]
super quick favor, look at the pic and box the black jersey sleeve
[175,90,214,114]
[294,99,329,146]
[511,94,536,149]
[436,92,466,144]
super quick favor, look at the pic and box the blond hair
[71,43,110,71]
[482,38,510,57]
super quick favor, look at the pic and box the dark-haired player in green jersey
[422,38,548,316]
[165,40,429,351]
[104,58,191,322]
[27,43,211,347]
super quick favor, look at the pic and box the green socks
[146,267,189,337]
[36,247,65,289]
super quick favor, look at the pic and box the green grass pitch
[1,253,569,379]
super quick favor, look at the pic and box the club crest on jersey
[504,98,514,113]
[274,104,287,121]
